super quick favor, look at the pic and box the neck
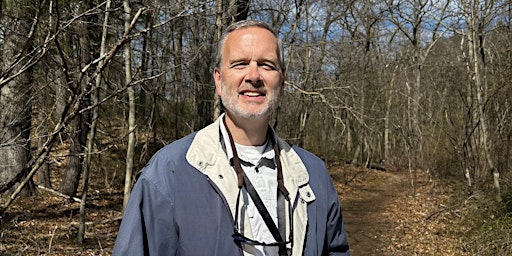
[224,113,269,146]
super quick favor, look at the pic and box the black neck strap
[223,117,290,255]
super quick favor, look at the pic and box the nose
[245,62,261,84]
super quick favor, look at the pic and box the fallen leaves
[332,164,469,255]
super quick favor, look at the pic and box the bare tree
[458,0,503,201]
[0,0,158,213]
[0,0,38,196]
[123,0,136,211]
[78,0,112,244]
[59,0,96,197]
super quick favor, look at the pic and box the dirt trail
[334,167,410,255]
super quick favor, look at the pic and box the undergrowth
[458,191,512,255]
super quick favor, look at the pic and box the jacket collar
[185,115,313,256]
[187,114,310,186]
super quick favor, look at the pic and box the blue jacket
[113,117,350,255]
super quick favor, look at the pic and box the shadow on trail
[337,169,410,256]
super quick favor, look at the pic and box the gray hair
[214,20,286,73]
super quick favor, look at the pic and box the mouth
[239,90,265,97]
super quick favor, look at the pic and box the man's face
[214,27,284,121]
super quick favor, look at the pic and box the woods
[1,0,511,254]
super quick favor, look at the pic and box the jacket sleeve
[325,179,351,256]
[112,174,177,256]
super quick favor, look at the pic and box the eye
[260,63,277,71]
[230,62,247,69]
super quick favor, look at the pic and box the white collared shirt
[220,117,278,256]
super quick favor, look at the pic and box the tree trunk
[173,18,185,139]
[213,0,224,120]
[384,66,398,163]
[35,113,51,188]
[60,0,94,197]
[298,110,309,148]
[123,0,136,211]
[0,0,35,196]
[470,18,501,201]
[78,0,111,243]
[463,0,501,200]
[234,0,250,21]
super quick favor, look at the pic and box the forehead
[226,26,277,41]
[222,27,279,60]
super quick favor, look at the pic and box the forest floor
[0,163,470,255]
[332,163,468,255]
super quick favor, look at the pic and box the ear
[214,67,222,96]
